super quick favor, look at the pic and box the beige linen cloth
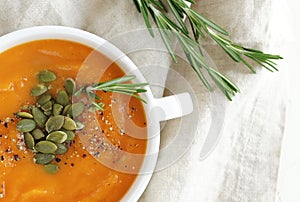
[0,0,287,201]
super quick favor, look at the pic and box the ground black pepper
[55,158,61,163]
[13,155,20,161]
[5,149,11,154]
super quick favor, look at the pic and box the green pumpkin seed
[63,117,77,130]
[53,103,63,116]
[35,141,58,154]
[63,130,75,141]
[17,119,36,132]
[67,102,85,118]
[44,163,59,174]
[46,131,67,143]
[44,110,52,116]
[76,121,85,130]
[24,132,35,150]
[34,153,55,165]
[31,84,48,97]
[37,94,52,106]
[16,111,33,119]
[32,128,45,140]
[62,104,71,116]
[65,78,76,96]
[38,70,56,82]
[41,101,53,112]
[45,115,65,133]
[32,107,48,127]
[55,143,68,154]
[56,90,69,106]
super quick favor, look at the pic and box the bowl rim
[0,25,160,202]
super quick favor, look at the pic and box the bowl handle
[152,93,193,121]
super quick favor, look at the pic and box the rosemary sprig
[133,0,283,100]
[81,75,148,111]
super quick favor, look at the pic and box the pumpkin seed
[31,84,48,97]
[37,94,51,106]
[76,121,85,130]
[24,132,35,150]
[34,153,55,165]
[32,107,48,127]
[16,119,36,132]
[32,128,45,140]
[44,163,59,174]
[45,115,65,133]
[65,78,76,96]
[44,110,52,116]
[63,130,75,141]
[16,111,33,119]
[62,104,71,116]
[56,90,69,106]
[38,70,56,82]
[54,143,68,154]
[53,103,63,116]
[67,102,85,118]
[41,101,53,112]
[46,131,67,143]
[63,117,77,130]
[35,141,57,154]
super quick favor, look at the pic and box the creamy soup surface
[0,40,147,202]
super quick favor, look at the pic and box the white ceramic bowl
[0,26,193,201]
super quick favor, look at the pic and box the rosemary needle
[84,75,148,111]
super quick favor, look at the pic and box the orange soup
[0,40,147,201]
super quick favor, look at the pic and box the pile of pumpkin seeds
[16,70,85,174]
